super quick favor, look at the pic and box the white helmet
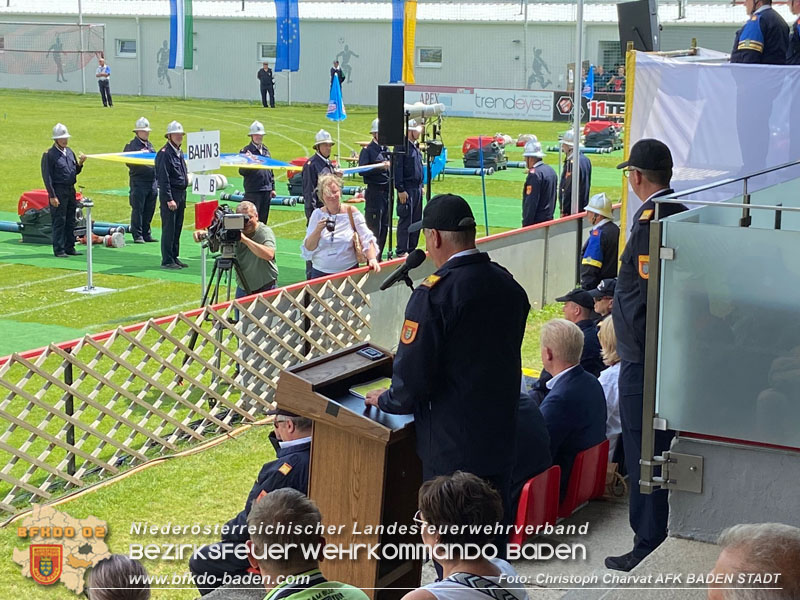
[585,193,613,220]
[370,118,380,134]
[314,129,334,147]
[249,120,266,136]
[408,119,423,133]
[522,139,545,158]
[52,123,70,140]
[561,129,576,146]
[133,117,151,132]
[165,120,185,138]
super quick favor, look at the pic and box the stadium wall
[0,13,738,108]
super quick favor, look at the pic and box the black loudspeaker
[617,0,659,55]
[378,84,405,147]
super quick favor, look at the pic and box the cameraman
[233,201,278,298]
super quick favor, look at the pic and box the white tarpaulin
[624,52,800,231]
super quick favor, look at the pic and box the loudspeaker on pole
[378,84,406,147]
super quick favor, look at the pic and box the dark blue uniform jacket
[522,162,558,226]
[580,220,620,290]
[42,145,82,196]
[123,136,156,183]
[239,142,275,193]
[378,252,530,480]
[731,6,789,64]
[302,152,334,218]
[155,143,188,202]
[559,152,592,216]
[393,141,423,193]
[359,140,390,187]
[511,393,552,504]
[788,17,800,65]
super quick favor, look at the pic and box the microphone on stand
[379,249,427,291]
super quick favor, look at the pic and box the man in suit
[538,318,607,498]
[511,393,552,506]
[189,409,311,596]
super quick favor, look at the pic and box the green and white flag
[169,0,193,69]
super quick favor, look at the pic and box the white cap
[408,119,423,133]
[165,120,185,137]
[133,117,151,132]
[561,130,576,146]
[370,118,380,134]
[585,193,613,219]
[314,129,334,147]
[52,123,70,140]
[249,120,266,136]
[523,139,545,158]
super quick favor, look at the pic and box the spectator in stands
[607,65,625,92]
[580,193,619,291]
[246,488,369,600]
[301,174,380,278]
[590,278,616,322]
[521,137,558,226]
[598,317,621,463]
[404,471,530,600]
[88,554,150,600]
[511,393,552,506]
[538,319,606,498]
[708,523,800,600]
[559,130,592,216]
[556,288,604,377]
[594,65,609,89]
[189,409,311,596]
[731,0,788,64]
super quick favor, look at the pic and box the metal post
[523,0,529,88]
[740,177,752,227]
[64,349,76,476]
[570,0,585,216]
[288,71,292,106]
[136,17,143,96]
[183,68,187,100]
[85,199,94,290]
[78,0,86,95]
[478,136,489,236]
[201,244,208,304]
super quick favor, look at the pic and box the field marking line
[0,271,84,291]
[87,299,200,331]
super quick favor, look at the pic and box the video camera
[203,204,248,257]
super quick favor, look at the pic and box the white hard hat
[561,130,576,146]
[585,193,613,220]
[314,129,334,147]
[52,123,70,140]
[133,117,151,132]
[165,120,185,137]
[523,139,545,158]
[408,119,423,133]
[249,120,266,136]
[370,118,380,134]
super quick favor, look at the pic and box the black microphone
[379,249,426,291]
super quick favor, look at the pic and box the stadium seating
[558,439,609,518]
[509,465,561,547]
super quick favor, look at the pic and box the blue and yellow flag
[390,0,417,83]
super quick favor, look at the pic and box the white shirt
[598,362,621,446]
[301,207,376,274]
[278,435,312,449]
[545,364,579,390]
[423,559,529,600]
[444,247,480,264]
[591,218,610,231]
[96,64,110,81]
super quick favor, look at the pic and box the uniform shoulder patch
[639,209,654,222]
[420,274,442,288]
[525,185,532,195]
[400,319,419,344]
[256,490,268,502]
[278,462,293,476]
[638,255,650,279]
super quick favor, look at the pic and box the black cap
[589,278,617,299]
[617,139,673,171]
[265,407,301,418]
[409,194,477,233]
[555,288,594,310]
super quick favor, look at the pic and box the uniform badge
[31,544,62,586]
[638,255,650,280]
[256,490,268,502]
[639,209,654,221]
[525,185,532,195]
[400,320,419,344]
[278,463,293,476]
[420,275,441,288]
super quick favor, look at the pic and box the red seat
[508,465,561,547]
[558,439,609,518]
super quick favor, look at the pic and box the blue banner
[582,65,594,101]
[326,75,347,122]
[275,0,300,72]
[390,0,405,83]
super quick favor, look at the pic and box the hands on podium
[364,388,387,408]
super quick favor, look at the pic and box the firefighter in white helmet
[521,137,558,226]
[123,117,158,244]
[580,192,619,290]
[41,123,87,257]
[155,121,188,269]
[559,129,593,217]
[358,118,391,259]
[239,120,276,224]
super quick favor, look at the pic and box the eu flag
[275,0,300,72]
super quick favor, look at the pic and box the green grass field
[0,89,624,357]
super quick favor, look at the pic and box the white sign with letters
[191,174,217,196]
[186,130,221,172]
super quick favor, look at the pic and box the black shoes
[604,551,643,572]
[65,249,82,256]
[134,237,145,244]
[143,237,158,243]
[55,252,68,258]
[161,263,181,270]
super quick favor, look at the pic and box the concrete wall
[1,12,739,106]
[668,436,800,543]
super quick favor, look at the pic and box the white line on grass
[0,280,162,319]
[270,216,307,229]
[87,299,200,331]
[0,271,83,291]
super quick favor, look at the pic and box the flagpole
[570,0,584,217]
[337,121,341,163]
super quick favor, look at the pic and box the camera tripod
[201,249,250,307]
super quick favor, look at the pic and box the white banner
[186,131,221,173]
[625,52,800,230]
[405,85,553,121]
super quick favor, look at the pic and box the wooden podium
[276,342,423,600]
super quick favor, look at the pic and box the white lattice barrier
[0,273,371,518]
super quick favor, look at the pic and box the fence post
[64,348,76,476]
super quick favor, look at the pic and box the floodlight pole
[570,0,585,216]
